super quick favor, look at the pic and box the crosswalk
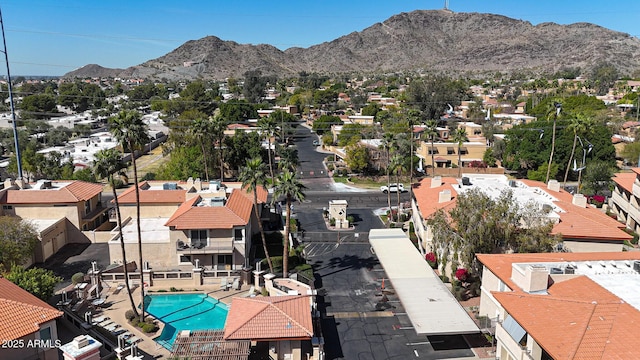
[303,242,340,258]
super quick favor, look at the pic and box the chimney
[186,177,194,187]
[572,193,587,208]
[523,265,549,293]
[438,189,451,203]
[194,178,202,191]
[547,180,560,192]
[431,176,442,188]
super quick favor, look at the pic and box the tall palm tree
[423,120,439,177]
[390,154,407,222]
[258,116,278,186]
[109,109,149,321]
[379,133,396,214]
[239,157,274,274]
[407,110,420,201]
[190,117,214,181]
[211,115,229,181]
[273,170,306,277]
[93,148,138,317]
[545,102,562,183]
[563,115,593,188]
[452,128,468,178]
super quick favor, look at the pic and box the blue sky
[2,0,639,76]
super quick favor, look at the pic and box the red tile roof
[117,182,187,204]
[164,188,257,229]
[612,171,637,193]
[0,277,63,341]
[223,296,313,341]
[415,177,631,242]
[4,181,103,204]
[477,252,640,291]
[493,276,640,360]
[412,177,458,219]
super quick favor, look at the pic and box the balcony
[176,239,234,253]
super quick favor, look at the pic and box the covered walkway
[369,229,479,335]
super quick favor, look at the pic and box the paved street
[309,243,476,360]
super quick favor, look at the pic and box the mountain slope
[64,10,640,80]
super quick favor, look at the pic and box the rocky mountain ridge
[64,10,640,80]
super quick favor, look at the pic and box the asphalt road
[309,243,476,360]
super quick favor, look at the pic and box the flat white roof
[111,218,170,244]
[369,229,479,335]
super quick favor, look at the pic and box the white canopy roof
[369,229,479,335]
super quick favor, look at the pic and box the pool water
[145,293,228,349]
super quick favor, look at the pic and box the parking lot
[309,242,478,360]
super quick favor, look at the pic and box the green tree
[380,133,396,215]
[239,158,273,274]
[243,70,267,104]
[345,143,369,173]
[219,100,256,123]
[20,94,56,119]
[390,154,407,220]
[337,123,364,147]
[109,109,149,321]
[0,217,39,271]
[405,76,468,120]
[190,116,215,181]
[93,148,138,317]
[590,63,619,96]
[272,170,306,277]
[312,115,341,135]
[5,266,62,301]
[156,145,203,180]
[581,160,614,196]
[422,120,439,177]
[452,128,468,178]
[258,116,278,185]
[428,188,558,274]
[621,142,640,166]
[527,162,559,182]
[563,115,594,188]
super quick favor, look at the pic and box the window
[85,201,91,215]
[428,148,439,155]
[459,147,468,155]
[217,254,232,270]
[2,205,12,210]
[39,327,51,341]
[234,228,243,242]
[179,255,192,264]
[447,147,455,155]
[190,230,207,248]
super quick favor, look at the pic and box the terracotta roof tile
[223,296,313,341]
[165,196,246,229]
[612,172,636,193]
[0,278,63,340]
[116,181,187,204]
[412,177,459,219]
[493,276,640,360]
[4,181,103,204]
[225,190,253,223]
[477,252,640,291]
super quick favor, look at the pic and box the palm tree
[93,148,138,317]
[452,128,468,178]
[239,157,273,274]
[390,154,407,222]
[545,102,562,183]
[273,170,306,277]
[379,133,396,214]
[407,110,420,201]
[258,116,278,185]
[563,115,593,187]
[423,120,439,177]
[211,115,229,181]
[109,109,149,321]
[190,117,214,181]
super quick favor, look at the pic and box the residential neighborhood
[4,14,640,360]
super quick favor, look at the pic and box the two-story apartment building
[107,179,268,272]
[476,252,640,360]
[0,179,107,264]
[412,175,631,257]
[609,168,640,233]
[0,277,63,360]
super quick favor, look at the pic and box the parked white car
[380,183,406,193]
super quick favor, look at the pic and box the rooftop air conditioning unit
[564,266,575,274]
[508,180,517,187]
[550,267,563,274]
[633,261,640,273]
[462,177,471,186]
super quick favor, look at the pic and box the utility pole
[0,7,22,180]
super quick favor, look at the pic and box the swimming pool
[145,293,228,350]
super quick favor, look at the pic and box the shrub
[327,164,335,171]
[425,252,437,269]
[141,322,158,333]
[125,310,137,321]
[169,287,183,292]
[346,215,355,224]
[329,218,336,226]
[261,287,269,296]
[455,268,469,282]
[389,222,396,228]
[71,272,85,285]
[157,289,167,293]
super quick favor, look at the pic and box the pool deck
[96,281,253,358]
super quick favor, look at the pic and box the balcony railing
[176,239,234,253]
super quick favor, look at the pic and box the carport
[369,229,479,335]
